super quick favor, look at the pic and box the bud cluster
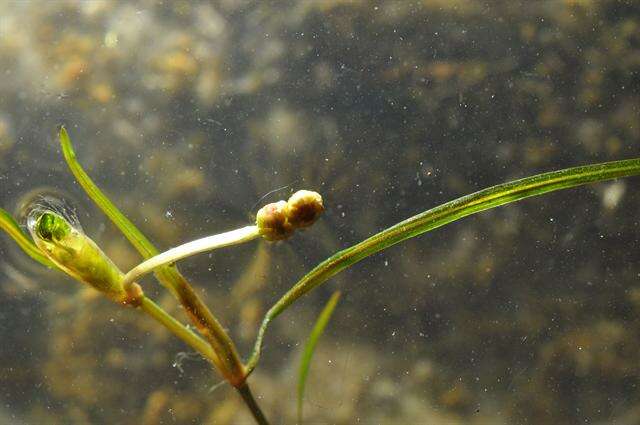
[255,190,324,241]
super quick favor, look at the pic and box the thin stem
[60,127,247,386]
[237,383,269,425]
[138,296,222,369]
[143,298,268,423]
[122,225,259,289]
[156,266,247,386]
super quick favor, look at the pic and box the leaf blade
[247,157,640,371]
[59,126,159,259]
[59,127,246,384]
[297,291,341,423]
[0,207,55,268]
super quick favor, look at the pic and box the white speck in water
[602,181,626,210]
[165,210,174,220]
[104,31,118,48]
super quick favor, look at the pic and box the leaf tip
[58,125,69,143]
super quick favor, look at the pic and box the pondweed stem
[246,157,640,373]
[122,225,260,289]
[59,127,247,387]
[8,195,259,415]
[18,200,224,369]
[237,383,269,425]
[153,266,247,385]
[139,296,222,369]
[13,127,635,424]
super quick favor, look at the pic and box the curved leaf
[59,127,246,385]
[0,207,55,268]
[247,157,640,371]
[59,127,158,259]
[297,291,341,423]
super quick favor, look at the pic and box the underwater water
[0,1,639,423]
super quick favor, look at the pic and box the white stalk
[122,225,260,288]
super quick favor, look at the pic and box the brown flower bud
[285,190,324,229]
[256,200,293,241]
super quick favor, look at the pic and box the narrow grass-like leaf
[0,207,55,268]
[59,127,180,295]
[247,157,640,371]
[59,127,158,258]
[59,127,246,386]
[297,291,340,424]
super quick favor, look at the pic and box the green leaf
[297,291,340,424]
[247,157,640,371]
[59,127,245,382]
[0,207,55,268]
[59,126,181,294]
[59,127,159,259]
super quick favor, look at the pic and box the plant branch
[138,296,223,369]
[59,127,246,386]
[122,225,259,289]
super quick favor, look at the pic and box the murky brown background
[0,1,639,423]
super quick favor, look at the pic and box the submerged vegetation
[0,0,636,422]
[1,127,639,423]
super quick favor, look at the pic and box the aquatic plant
[1,127,639,423]
[297,290,341,422]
